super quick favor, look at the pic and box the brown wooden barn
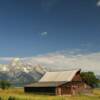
[24,69,91,95]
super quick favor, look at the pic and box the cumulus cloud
[40,32,48,36]
[0,50,100,74]
[22,50,100,75]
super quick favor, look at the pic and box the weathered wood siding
[56,71,87,95]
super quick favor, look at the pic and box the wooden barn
[24,69,91,95]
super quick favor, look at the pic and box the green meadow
[0,88,100,100]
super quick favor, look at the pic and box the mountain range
[0,58,99,87]
[0,58,47,86]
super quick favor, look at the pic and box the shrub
[81,72,98,87]
[0,97,2,100]
[0,80,11,90]
[8,96,16,100]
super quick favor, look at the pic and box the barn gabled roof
[25,69,81,87]
[39,69,81,82]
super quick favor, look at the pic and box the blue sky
[0,0,100,57]
[0,0,100,74]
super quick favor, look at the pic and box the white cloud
[22,50,100,75]
[97,0,100,7]
[0,50,100,75]
[40,32,48,36]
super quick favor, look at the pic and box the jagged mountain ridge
[0,58,47,86]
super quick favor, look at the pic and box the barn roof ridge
[46,68,81,72]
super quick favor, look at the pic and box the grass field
[0,88,100,100]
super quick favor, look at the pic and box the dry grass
[0,88,100,100]
[93,88,100,96]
